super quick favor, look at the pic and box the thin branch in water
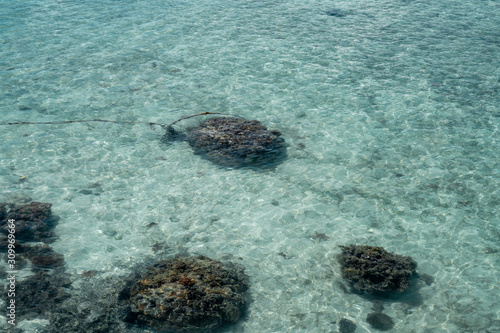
[0,118,166,129]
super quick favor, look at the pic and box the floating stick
[164,112,242,136]
[0,118,166,129]
[0,112,238,133]
[166,112,226,127]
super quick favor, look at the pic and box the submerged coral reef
[127,255,248,332]
[0,202,58,242]
[186,117,286,168]
[337,245,418,295]
[12,270,72,318]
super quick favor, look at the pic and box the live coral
[337,245,418,295]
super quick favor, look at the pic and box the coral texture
[186,117,286,167]
[337,245,417,294]
[128,256,248,332]
[0,202,57,242]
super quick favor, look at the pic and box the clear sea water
[0,0,499,332]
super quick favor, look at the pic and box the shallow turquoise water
[1,0,499,332]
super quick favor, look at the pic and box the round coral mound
[337,245,417,295]
[186,117,286,168]
[127,256,248,332]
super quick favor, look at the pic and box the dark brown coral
[186,117,287,168]
[337,245,417,295]
[0,202,58,242]
[127,255,248,332]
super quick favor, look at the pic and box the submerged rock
[186,117,286,168]
[338,317,357,333]
[127,255,248,332]
[366,312,394,331]
[337,245,417,295]
[325,9,347,17]
[310,231,330,241]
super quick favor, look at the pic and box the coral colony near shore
[126,256,248,332]
[0,202,434,332]
[0,202,58,243]
[337,244,418,295]
[1,202,250,332]
[337,244,426,331]
[0,121,435,332]
[0,201,70,329]
[185,117,287,168]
